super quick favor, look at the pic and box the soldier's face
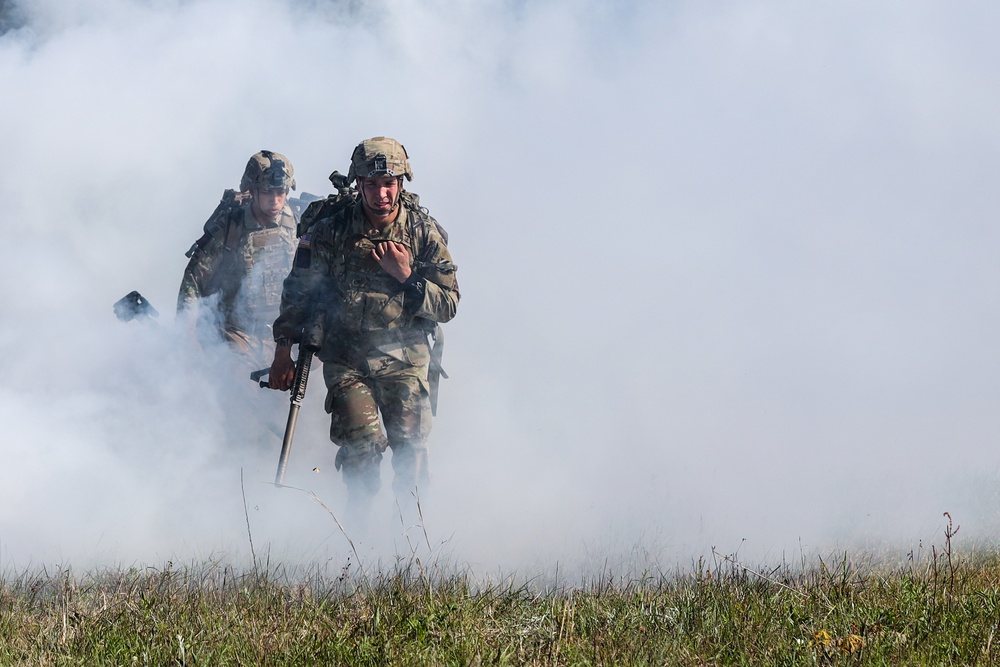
[359,176,401,215]
[253,187,288,218]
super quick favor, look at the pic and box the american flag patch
[298,234,311,248]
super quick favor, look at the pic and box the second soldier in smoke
[269,137,459,515]
[177,150,299,370]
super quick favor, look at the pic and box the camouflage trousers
[323,354,432,504]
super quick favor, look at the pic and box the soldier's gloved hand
[269,346,296,391]
[372,241,412,283]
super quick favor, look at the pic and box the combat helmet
[240,150,296,192]
[347,137,413,183]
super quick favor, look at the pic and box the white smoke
[1,0,999,576]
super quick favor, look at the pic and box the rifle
[252,315,324,487]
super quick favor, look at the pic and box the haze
[1,0,999,577]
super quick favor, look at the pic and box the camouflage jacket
[273,197,459,367]
[177,195,298,339]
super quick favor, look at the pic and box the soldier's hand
[269,347,296,391]
[373,241,412,283]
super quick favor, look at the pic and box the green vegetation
[2,518,999,665]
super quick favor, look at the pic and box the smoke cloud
[2,0,999,576]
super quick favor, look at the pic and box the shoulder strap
[398,189,452,413]
[185,189,249,258]
[401,190,449,244]
[298,194,357,237]
[296,170,359,237]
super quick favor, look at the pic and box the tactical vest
[189,189,297,335]
[307,196,446,336]
[230,223,296,333]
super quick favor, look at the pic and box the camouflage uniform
[273,138,459,503]
[177,151,298,367]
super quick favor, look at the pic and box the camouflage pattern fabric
[347,136,413,183]
[324,357,430,500]
[240,150,296,193]
[178,197,298,366]
[273,198,458,500]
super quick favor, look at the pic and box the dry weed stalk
[711,547,808,600]
[396,488,438,601]
[304,490,372,591]
[943,511,960,604]
[240,468,257,573]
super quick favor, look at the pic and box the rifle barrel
[273,348,314,487]
[274,403,300,487]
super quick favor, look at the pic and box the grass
[3,515,1000,665]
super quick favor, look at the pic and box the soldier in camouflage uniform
[269,137,459,512]
[177,150,298,368]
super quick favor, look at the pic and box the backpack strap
[401,190,449,243]
[399,191,452,415]
[184,189,249,258]
[297,170,359,237]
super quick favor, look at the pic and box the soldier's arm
[270,232,329,390]
[272,232,330,342]
[402,231,459,324]
[175,235,223,314]
[176,259,202,313]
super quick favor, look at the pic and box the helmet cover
[347,137,413,183]
[240,150,296,192]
